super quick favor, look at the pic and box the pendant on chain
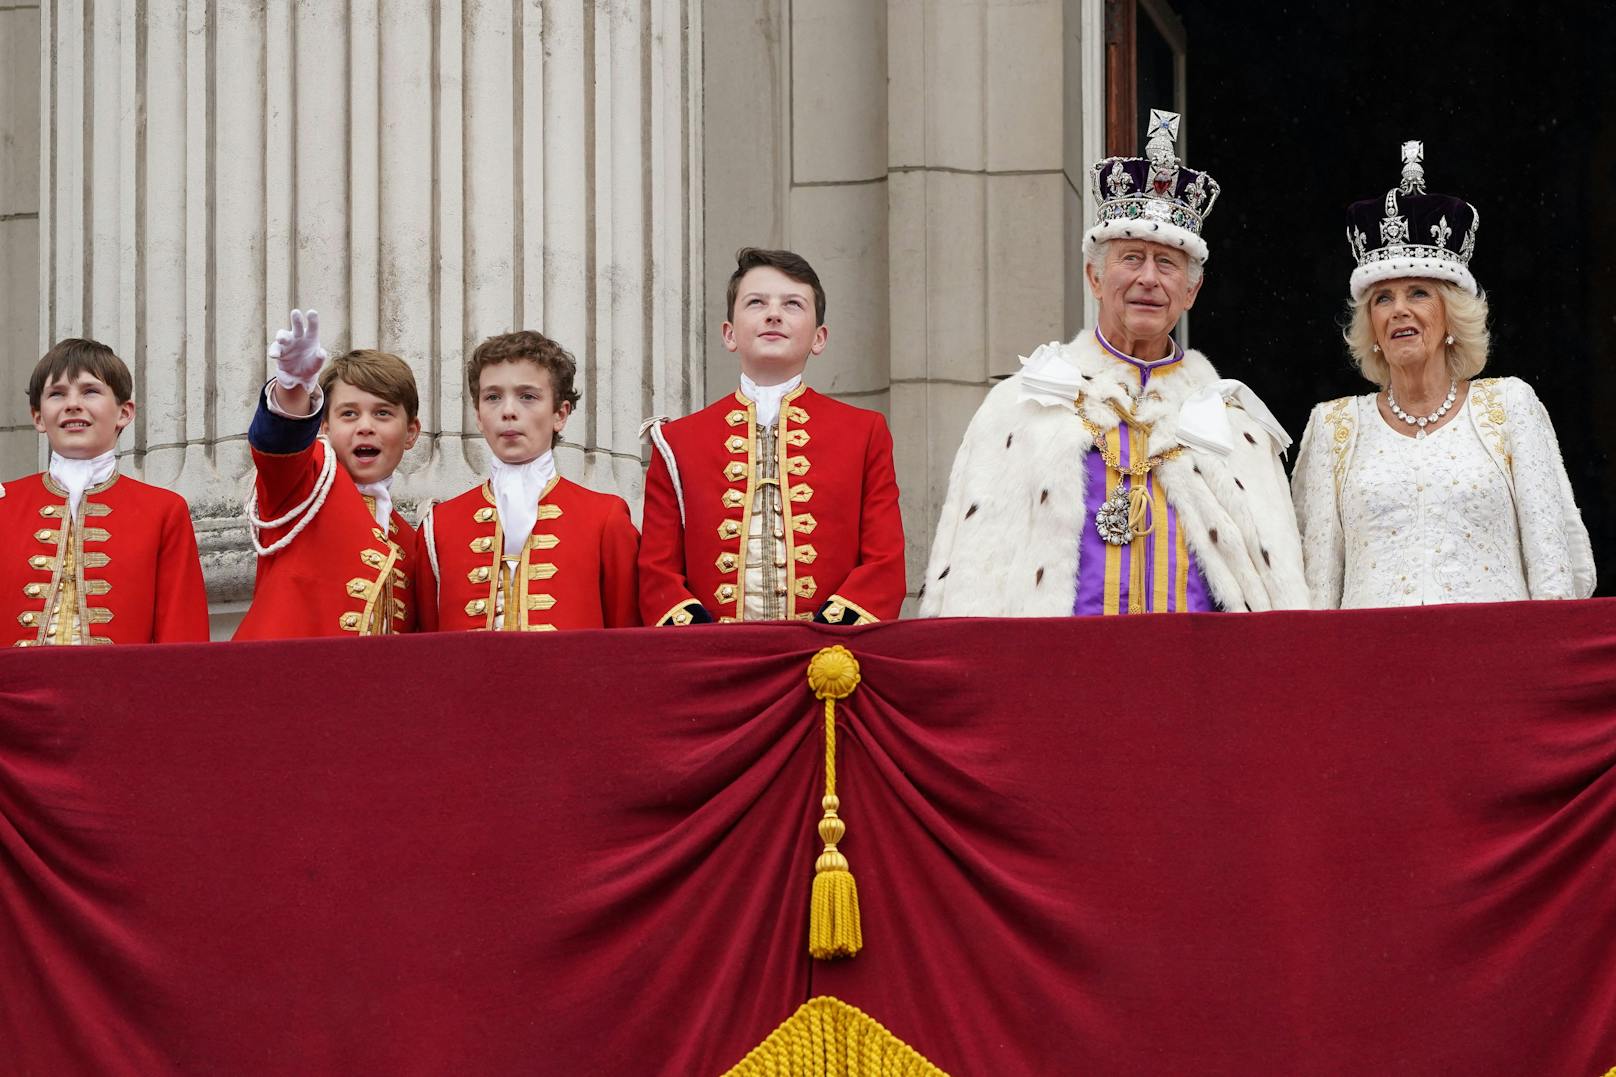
[1094,483,1134,545]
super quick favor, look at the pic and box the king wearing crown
[920,110,1308,617]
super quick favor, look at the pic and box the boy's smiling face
[31,372,135,459]
[722,265,828,384]
[474,358,572,465]
[322,380,420,484]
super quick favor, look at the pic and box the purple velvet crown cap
[1346,141,1479,300]
[1083,109,1220,264]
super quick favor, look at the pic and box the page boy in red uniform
[414,330,640,632]
[639,247,905,626]
[235,310,423,639]
[1,338,209,646]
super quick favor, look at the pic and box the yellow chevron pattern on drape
[721,996,950,1077]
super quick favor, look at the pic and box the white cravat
[489,451,556,557]
[740,372,802,428]
[354,476,394,530]
[49,450,117,517]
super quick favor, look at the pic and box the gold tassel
[806,645,863,960]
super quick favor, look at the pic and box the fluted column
[39,0,704,611]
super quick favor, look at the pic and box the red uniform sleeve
[599,497,643,628]
[820,414,906,622]
[636,440,704,625]
[153,495,212,643]
[413,507,441,632]
[250,442,326,549]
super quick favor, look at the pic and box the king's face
[1088,239,1202,352]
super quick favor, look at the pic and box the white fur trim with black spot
[1349,257,1477,300]
[1083,219,1208,265]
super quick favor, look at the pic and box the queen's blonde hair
[1344,279,1489,388]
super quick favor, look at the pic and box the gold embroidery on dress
[1468,378,1512,474]
[1322,396,1356,498]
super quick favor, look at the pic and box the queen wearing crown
[920,111,1308,617]
[1290,142,1595,608]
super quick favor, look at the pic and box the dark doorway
[1174,1,1616,595]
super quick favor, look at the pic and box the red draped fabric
[2,600,1614,1075]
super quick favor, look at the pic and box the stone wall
[0,3,41,480]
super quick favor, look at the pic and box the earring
[1444,334,1454,345]
[1371,344,1381,353]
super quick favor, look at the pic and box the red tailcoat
[1,471,209,646]
[234,441,419,640]
[415,476,641,631]
[638,385,906,626]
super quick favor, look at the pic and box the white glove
[268,308,327,391]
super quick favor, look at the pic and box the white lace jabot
[49,450,117,516]
[354,475,395,530]
[489,451,556,557]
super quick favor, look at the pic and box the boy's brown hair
[28,338,134,410]
[466,331,581,447]
[725,247,828,326]
[317,350,420,422]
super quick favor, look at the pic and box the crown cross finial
[1144,108,1182,194]
[1145,110,1181,163]
[1148,109,1180,142]
[1399,140,1426,195]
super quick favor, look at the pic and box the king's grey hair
[1085,239,1204,285]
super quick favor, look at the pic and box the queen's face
[1368,278,1447,370]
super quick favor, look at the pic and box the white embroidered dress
[1291,376,1596,609]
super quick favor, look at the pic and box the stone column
[37,0,704,623]
[886,0,1073,606]
[0,2,42,480]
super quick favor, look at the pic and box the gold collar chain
[1077,411,1185,477]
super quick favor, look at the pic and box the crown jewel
[1084,108,1221,263]
[1346,140,1479,300]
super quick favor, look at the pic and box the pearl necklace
[1387,379,1457,440]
